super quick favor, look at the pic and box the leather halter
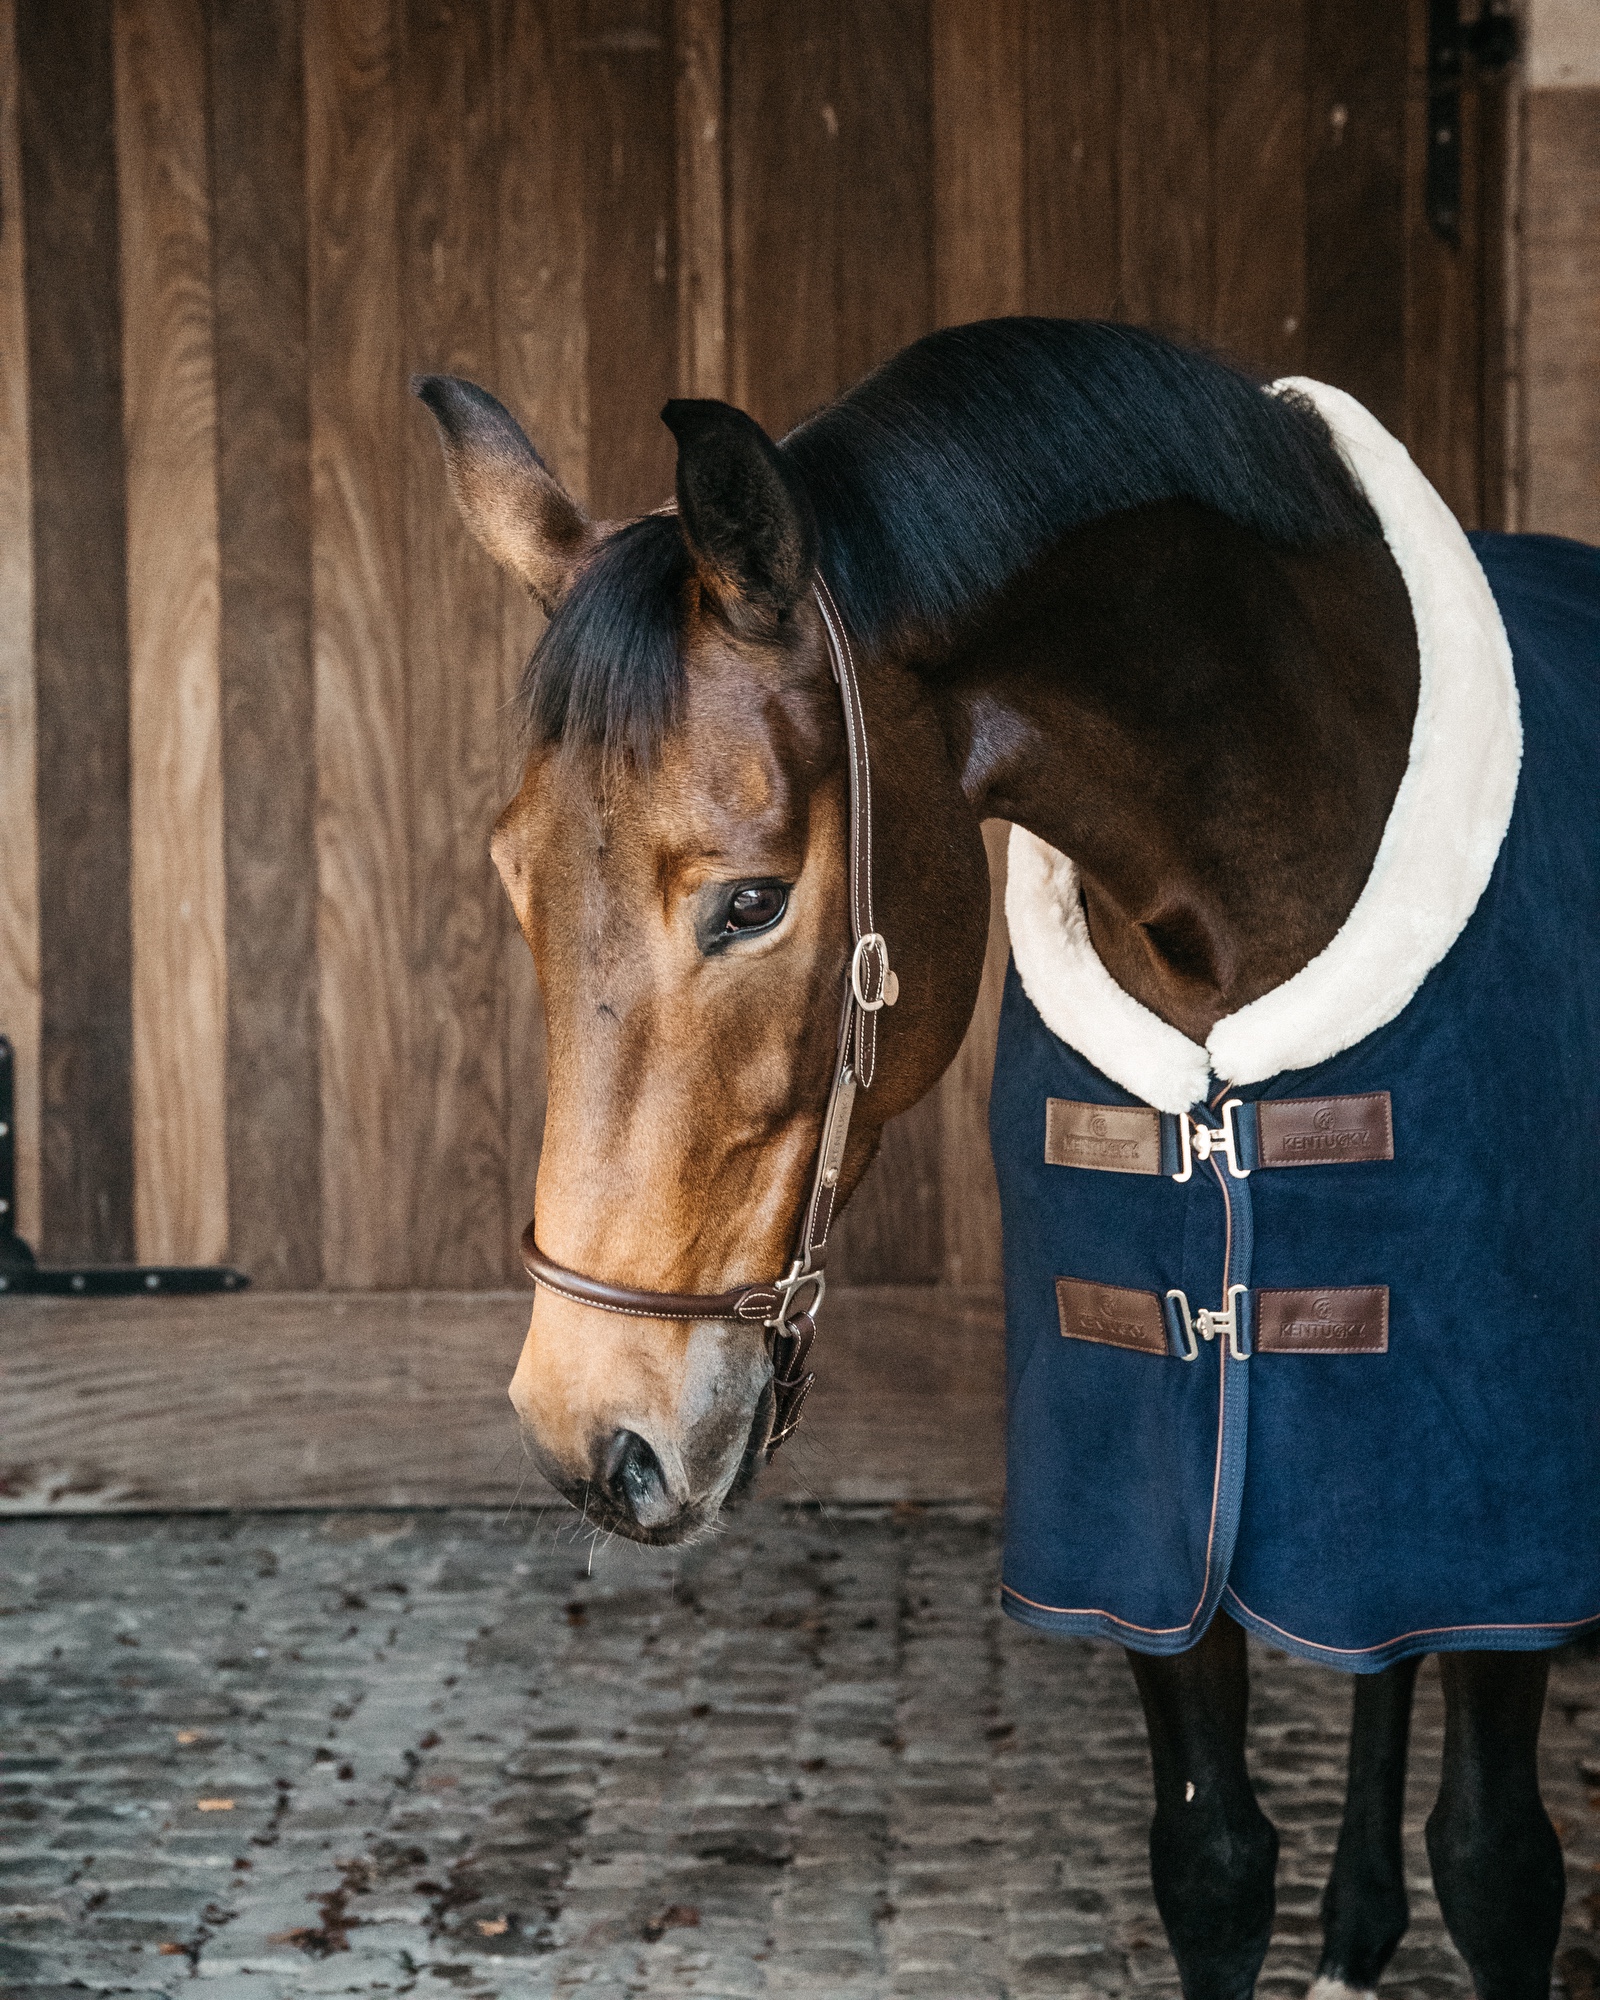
[520,576,896,1456]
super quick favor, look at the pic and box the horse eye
[724,884,787,934]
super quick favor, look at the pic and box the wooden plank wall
[3,0,1528,1289]
[1518,3,1600,545]
[0,0,41,1254]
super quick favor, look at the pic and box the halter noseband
[519,576,897,1455]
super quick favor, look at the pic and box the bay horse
[417,319,1597,1997]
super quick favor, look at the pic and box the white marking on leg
[1307,1978,1377,2000]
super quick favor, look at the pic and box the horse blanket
[992,379,1600,1670]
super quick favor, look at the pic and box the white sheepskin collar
[1004,378,1522,1114]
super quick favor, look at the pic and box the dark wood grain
[115,0,229,1264]
[403,0,511,1286]
[836,0,932,382]
[306,0,412,1286]
[931,0,1024,326]
[577,0,677,517]
[1521,89,1600,543]
[1118,0,1210,337]
[728,0,838,433]
[1474,68,1512,533]
[0,0,41,1253]
[1211,0,1307,377]
[1023,0,1119,317]
[0,1286,1003,1510]
[1305,0,1407,432]
[1402,0,1481,525]
[18,0,135,1263]
[210,0,321,1287]
[675,0,727,397]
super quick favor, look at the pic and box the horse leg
[1312,1655,1421,1997]
[1424,1650,1564,1998]
[1128,1612,1279,1998]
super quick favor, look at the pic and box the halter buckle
[850,933,899,1011]
[767,1257,826,1332]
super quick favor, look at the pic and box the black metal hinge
[0,1035,249,1297]
[1428,0,1520,244]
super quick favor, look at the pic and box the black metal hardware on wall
[1428,0,1520,244]
[0,1035,249,1297]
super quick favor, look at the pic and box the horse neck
[929,500,1421,1045]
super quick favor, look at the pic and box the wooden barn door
[0,0,1509,1296]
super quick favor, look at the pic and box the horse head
[418,378,990,1543]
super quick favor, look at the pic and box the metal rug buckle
[1198,1284,1251,1360]
[1171,1099,1250,1182]
[1166,1284,1250,1361]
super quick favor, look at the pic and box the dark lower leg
[1317,1655,1421,1991]
[1425,1650,1563,1999]
[1128,1613,1278,2000]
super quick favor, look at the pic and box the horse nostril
[603,1430,672,1527]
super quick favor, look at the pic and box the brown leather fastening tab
[1045,1099,1163,1175]
[1255,1286,1389,1353]
[1256,1092,1393,1167]
[1055,1277,1169,1355]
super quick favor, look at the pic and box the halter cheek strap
[519,576,896,1455]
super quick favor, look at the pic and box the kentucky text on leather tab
[1055,1277,1169,1354]
[1256,1287,1389,1353]
[1045,1100,1163,1175]
[1255,1093,1393,1167]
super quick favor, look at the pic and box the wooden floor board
[0,1287,1005,1511]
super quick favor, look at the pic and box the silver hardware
[1171,1099,1250,1181]
[818,1064,857,1193]
[1166,1288,1198,1362]
[1196,1284,1251,1360]
[850,933,897,1011]
[767,1256,825,1331]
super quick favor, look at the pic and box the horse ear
[414,376,595,612]
[662,399,816,630]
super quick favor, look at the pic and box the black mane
[522,319,1382,757]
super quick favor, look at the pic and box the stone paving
[2,1503,1599,1999]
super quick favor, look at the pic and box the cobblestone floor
[2,1504,1598,2000]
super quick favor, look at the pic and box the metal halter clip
[767,1257,826,1333]
[1197,1284,1251,1360]
[850,932,899,1011]
[1171,1099,1250,1181]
